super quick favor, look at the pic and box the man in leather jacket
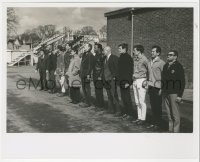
[93,43,105,110]
[79,43,95,107]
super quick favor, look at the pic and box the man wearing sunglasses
[161,50,185,133]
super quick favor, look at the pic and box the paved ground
[7,66,193,133]
[182,89,193,103]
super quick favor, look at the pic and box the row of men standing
[36,42,185,133]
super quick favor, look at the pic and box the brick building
[105,8,193,88]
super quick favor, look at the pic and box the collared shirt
[107,53,111,61]
[150,56,159,66]
[133,54,148,79]
[148,57,165,88]
[168,60,176,68]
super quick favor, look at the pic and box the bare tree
[80,26,97,35]
[99,25,107,35]
[34,25,57,40]
[7,8,19,38]
[74,29,82,36]
[63,26,72,35]
[44,24,56,38]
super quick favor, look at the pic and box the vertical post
[67,32,70,41]
[30,51,33,66]
[11,51,13,62]
[131,13,134,58]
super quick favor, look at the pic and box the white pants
[132,78,147,121]
[60,75,66,93]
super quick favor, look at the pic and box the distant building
[97,31,107,41]
[105,8,193,88]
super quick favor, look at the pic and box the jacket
[93,51,105,80]
[103,54,119,81]
[118,52,133,85]
[36,55,49,72]
[133,54,149,79]
[80,51,95,78]
[148,57,165,88]
[47,53,57,71]
[66,55,81,87]
[56,51,65,75]
[64,50,71,73]
[161,60,185,97]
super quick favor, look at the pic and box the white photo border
[0,0,199,161]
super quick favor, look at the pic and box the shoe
[94,106,104,112]
[122,114,128,118]
[125,115,134,121]
[72,101,79,104]
[98,107,104,111]
[79,103,91,108]
[137,120,145,125]
[48,90,55,94]
[69,100,73,103]
[132,119,141,123]
[57,93,65,97]
[122,115,133,121]
[39,88,44,91]
[43,88,48,91]
[153,125,162,132]
[114,112,122,117]
[146,124,155,129]
[107,109,115,114]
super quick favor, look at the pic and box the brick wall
[132,8,193,88]
[106,8,193,88]
[107,13,132,56]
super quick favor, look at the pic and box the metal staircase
[33,34,66,54]
[8,53,31,66]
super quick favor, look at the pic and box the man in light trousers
[132,45,149,125]
[162,50,185,133]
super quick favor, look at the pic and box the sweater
[161,61,185,97]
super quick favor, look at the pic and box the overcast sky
[14,7,120,34]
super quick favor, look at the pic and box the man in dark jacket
[162,50,185,133]
[64,43,71,74]
[47,47,57,93]
[118,43,134,119]
[63,43,71,95]
[93,43,105,110]
[35,49,49,91]
[79,43,95,107]
[103,46,121,114]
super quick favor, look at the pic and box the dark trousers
[120,86,134,116]
[148,86,162,126]
[48,70,56,92]
[104,80,121,113]
[81,77,91,105]
[39,70,47,90]
[93,79,104,108]
[65,75,69,95]
[70,87,81,103]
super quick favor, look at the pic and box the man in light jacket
[66,47,81,104]
[147,46,165,130]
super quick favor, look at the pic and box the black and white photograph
[1,0,199,161]
[6,6,194,133]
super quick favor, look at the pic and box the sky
[14,7,120,34]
